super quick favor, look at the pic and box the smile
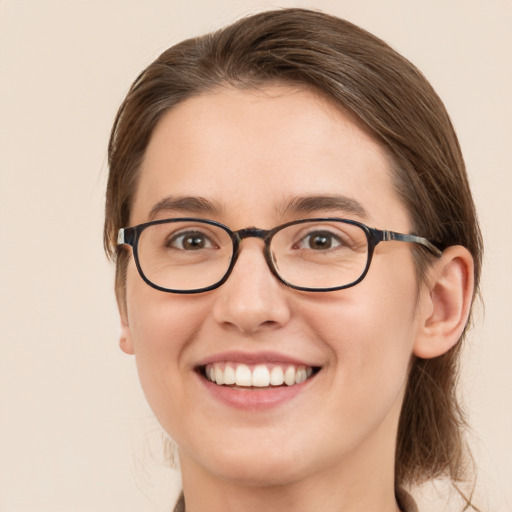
[203,362,317,388]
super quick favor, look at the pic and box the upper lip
[194,351,321,368]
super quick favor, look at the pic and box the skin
[119,86,474,512]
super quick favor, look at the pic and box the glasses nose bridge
[234,227,271,243]
[231,227,276,274]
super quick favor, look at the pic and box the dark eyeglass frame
[117,217,443,294]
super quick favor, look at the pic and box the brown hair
[104,7,482,498]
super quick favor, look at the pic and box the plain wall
[1,1,510,511]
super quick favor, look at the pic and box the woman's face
[122,86,427,487]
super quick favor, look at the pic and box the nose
[212,239,291,334]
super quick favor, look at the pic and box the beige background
[1,1,510,511]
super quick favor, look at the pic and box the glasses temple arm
[381,230,443,257]
[117,228,126,245]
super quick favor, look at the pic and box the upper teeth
[205,363,313,387]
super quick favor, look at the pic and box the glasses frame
[117,217,443,294]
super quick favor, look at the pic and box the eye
[296,230,343,250]
[168,231,216,250]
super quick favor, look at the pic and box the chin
[182,440,316,488]
[215,459,309,488]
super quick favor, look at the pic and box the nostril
[260,320,279,329]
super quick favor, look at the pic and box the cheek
[125,260,206,350]
[304,252,420,391]
[123,265,207,422]
[285,263,419,460]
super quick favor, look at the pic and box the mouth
[198,362,321,389]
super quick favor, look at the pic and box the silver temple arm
[117,228,125,245]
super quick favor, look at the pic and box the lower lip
[199,374,314,410]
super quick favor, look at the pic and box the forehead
[131,85,409,230]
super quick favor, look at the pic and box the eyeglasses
[117,217,442,294]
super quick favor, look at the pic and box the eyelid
[292,222,350,237]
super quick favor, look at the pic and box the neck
[180,474,400,512]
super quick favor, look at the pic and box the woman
[104,8,482,512]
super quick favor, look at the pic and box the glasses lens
[137,220,233,291]
[270,220,369,290]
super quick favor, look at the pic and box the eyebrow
[148,193,368,222]
[280,195,369,219]
[149,195,222,220]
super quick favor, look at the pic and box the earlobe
[119,314,135,355]
[413,246,474,359]
[116,285,135,355]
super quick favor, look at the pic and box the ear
[115,277,135,355]
[118,306,135,355]
[413,246,474,359]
